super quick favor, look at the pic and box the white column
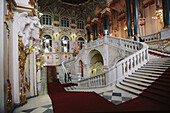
[33,52,37,96]
[30,53,34,96]
[37,69,41,94]
[0,0,5,112]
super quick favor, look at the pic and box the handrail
[141,32,161,42]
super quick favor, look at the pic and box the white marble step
[135,70,164,74]
[120,81,146,91]
[126,76,154,84]
[148,60,170,63]
[139,67,167,72]
[123,79,150,87]
[141,65,169,69]
[132,72,160,77]
[149,58,170,62]
[148,61,170,64]
[129,74,157,81]
[145,64,170,67]
[116,83,142,95]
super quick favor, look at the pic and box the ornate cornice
[11,0,36,16]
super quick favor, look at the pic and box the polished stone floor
[13,95,53,113]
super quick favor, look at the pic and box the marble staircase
[116,58,170,105]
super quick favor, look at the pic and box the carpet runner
[47,66,170,113]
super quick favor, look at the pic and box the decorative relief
[41,27,55,38]
[18,36,28,103]
[18,12,41,47]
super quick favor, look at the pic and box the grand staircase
[116,58,170,105]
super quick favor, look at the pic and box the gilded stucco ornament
[4,1,14,111]
[18,12,41,103]
[28,0,35,7]
[146,38,170,52]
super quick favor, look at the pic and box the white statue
[18,12,42,47]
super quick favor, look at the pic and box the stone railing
[78,36,148,88]
[107,36,142,51]
[78,72,106,88]
[85,38,104,48]
[141,32,161,42]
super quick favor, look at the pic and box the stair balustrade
[78,73,106,88]
[141,32,161,42]
[77,36,148,88]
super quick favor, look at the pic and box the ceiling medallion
[58,0,90,6]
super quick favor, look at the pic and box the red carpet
[47,66,170,113]
[148,50,170,58]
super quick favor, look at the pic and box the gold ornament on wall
[18,36,29,104]
[146,38,170,53]
[28,0,35,7]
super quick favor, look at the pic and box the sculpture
[18,12,42,47]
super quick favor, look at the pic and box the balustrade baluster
[103,75,105,85]
[145,49,147,60]
[133,57,135,67]
[139,53,141,63]
[122,63,124,75]
[129,59,131,70]
[98,76,100,87]
[136,55,138,65]
[142,51,144,61]
[125,61,127,72]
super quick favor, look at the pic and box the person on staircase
[68,72,72,82]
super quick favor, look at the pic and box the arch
[86,48,105,65]
[43,35,53,52]
[61,36,70,52]
[79,60,84,77]
[87,49,104,76]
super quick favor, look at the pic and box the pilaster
[0,0,5,112]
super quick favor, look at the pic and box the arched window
[61,36,70,52]
[61,17,69,27]
[42,15,52,25]
[77,20,84,29]
[43,35,52,52]
[77,37,85,52]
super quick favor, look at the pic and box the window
[42,15,52,25]
[77,20,84,29]
[61,36,70,52]
[43,35,52,52]
[61,17,69,27]
[77,37,85,51]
